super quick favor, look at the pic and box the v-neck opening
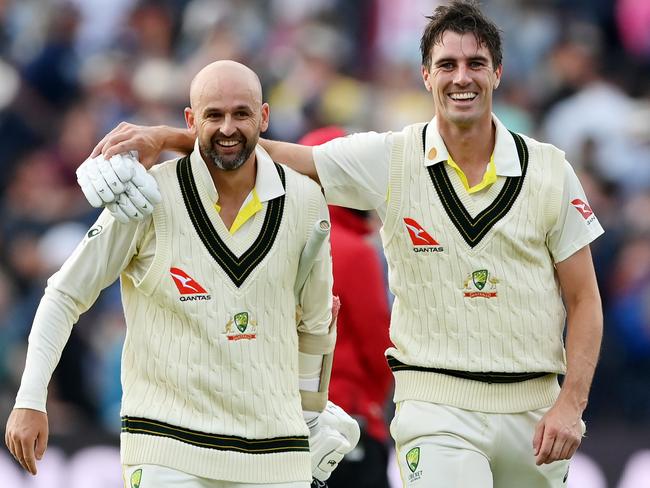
[421,125,529,248]
[177,156,286,287]
[211,198,267,257]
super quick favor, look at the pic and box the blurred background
[0,0,649,486]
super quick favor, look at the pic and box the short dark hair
[420,0,502,71]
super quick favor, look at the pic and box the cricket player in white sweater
[73,3,605,486]
[5,61,358,487]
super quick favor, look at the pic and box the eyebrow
[433,55,490,65]
[203,104,253,115]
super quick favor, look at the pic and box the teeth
[218,140,239,147]
[449,92,476,100]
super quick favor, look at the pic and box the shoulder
[403,122,428,134]
[315,130,394,157]
[280,163,323,197]
[150,156,184,180]
[517,132,564,157]
[516,132,566,172]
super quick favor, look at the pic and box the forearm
[298,235,335,413]
[557,295,603,413]
[158,126,195,154]
[15,289,78,411]
[260,138,319,183]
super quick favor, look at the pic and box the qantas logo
[404,218,444,253]
[571,199,596,225]
[170,268,211,301]
[571,199,593,219]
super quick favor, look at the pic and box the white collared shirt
[423,115,521,177]
[191,141,285,242]
[313,114,603,263]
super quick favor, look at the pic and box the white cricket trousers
[122,464,311,488]
[391,400,581,488]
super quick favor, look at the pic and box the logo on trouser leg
[130,468,142,488]
[406,447,422,482]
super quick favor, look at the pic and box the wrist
[556,389,588,414]
[303,410,320,433]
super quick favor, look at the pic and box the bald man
[5,61,356,487]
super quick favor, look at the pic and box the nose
[220,115,236,137]
[453,64,471,85]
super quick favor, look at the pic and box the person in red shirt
[300,127,393,488]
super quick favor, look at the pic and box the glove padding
[76,152,161,223]
[309,401,361,482]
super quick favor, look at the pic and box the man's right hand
[5,408,49,475]
[91,122,167,168]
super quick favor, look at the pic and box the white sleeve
[297,195,334,338]
[14,211,151,412]
[313,131,392,211]
[547,161,605,263]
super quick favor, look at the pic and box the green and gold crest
[130,468,142,488]
[234,312,249,333]
[406,447,420,473]
[472,269,488,290]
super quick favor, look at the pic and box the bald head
[185,60,269,173]
[189,60,263,111]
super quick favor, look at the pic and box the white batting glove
[129,154,162,207]
[106,201,131,224]
[76,152,161,223]
[320,402,361,448]
[308,402,360,482]
[77,156,121,207]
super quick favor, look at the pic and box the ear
[184,107,197,132]
[493,65,503,90]
[260,102,270,133]
[421,65,432,92]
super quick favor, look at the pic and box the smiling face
[422,31,502,131]
[185,61,269,171]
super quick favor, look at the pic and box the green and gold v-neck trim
[423,125,529,248]
[176,155,286,287]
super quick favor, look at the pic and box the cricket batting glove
[309,401,360,482]
[76,152,161,223]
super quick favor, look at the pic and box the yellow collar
[423,113,521,177]
[190,142,285,234]
[447,153,497,193]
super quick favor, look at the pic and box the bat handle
[294,219,331,296]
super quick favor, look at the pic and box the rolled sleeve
[548,161,605,263]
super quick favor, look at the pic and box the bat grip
[294,219,330,297]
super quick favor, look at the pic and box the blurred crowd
[0,0,649,450]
